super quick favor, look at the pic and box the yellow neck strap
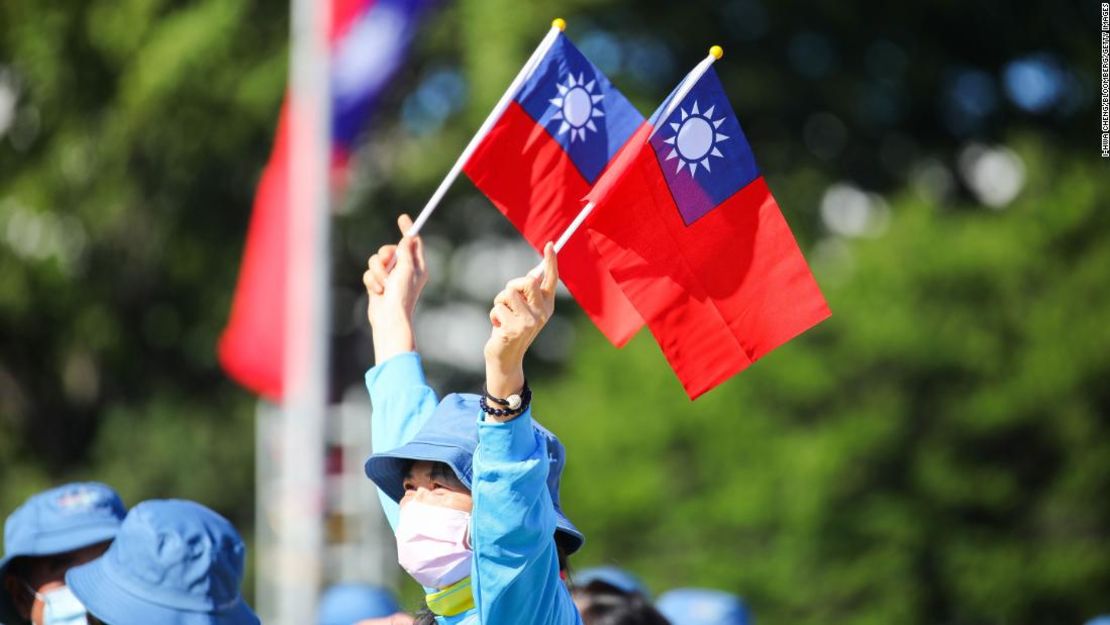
[425,576,476,617]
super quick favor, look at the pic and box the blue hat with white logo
[0,482,126,625]
[657,588,751,625]
[318,583,402,625]
[364,393,585,555]
[66,499,259,625]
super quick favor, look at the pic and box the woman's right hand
[363,214,428,362]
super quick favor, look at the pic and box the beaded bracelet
[483,379,531,408]
[479,384,532,417]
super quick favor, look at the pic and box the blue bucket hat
[66,499,259,625]
[0,482,126,625]
[656,588,750,625]
[364,393,585,555]
[318,583,401,625]
[575,566,650,597]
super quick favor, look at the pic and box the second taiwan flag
[586,59,831,399]
[463,32,645,347]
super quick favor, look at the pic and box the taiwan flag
[218,0,427,400]
[463,33,645,347]
[585,63,830,399]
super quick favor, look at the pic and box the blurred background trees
[1,0,1106,622]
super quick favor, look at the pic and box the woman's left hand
[484,242,558,402]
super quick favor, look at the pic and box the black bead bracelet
[479,383,532,417]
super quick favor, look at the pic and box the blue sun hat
[364,393,585,555]
[66,499,259,625]
[656,588,751,625]
[575,566,651,597]
[0,482,126,625]
[318,583,402,625]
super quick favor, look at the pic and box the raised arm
[482,242,558,410]
[363,214,438,529]
[470,245,582,624]
[364,214,427,366]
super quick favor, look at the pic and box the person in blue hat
[571,567,667,625]
[574,587,669,625]
[0,482,126,625]
[318,583,411,625]
[656,588,750,625]
[64,499,259,625]
[360,215,582,624]
[574,567,651,600]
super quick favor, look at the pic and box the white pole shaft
[529,51,721,278]
[279,0,329,620]
[648,51,718,140]
[406,25,562,236]
[527,201,594,278]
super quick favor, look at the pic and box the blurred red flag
[218,106,292,401]
[218,0,427,399]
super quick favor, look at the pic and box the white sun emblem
[549,73,605,143]
[662,101,730,177]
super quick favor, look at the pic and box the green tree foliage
[0,0,287,518]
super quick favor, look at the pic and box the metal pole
[278,0,330,619]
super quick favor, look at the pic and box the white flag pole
[528,45,725,278]
[277,0,330,620]
[649,46,723,140]
[405,18,567,237]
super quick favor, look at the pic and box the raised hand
[363,214,428,363]
[483,242,558,410]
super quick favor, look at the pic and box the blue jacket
[366,352,582,625]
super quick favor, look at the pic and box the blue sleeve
[469,410,582,625]
[365,352,439,532]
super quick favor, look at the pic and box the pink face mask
[396,500,473,589]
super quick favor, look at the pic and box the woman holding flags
[361,215,584,624]
[357,18,825,623]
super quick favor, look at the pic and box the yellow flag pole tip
[552,18,567,31]
[709,45,724,59]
